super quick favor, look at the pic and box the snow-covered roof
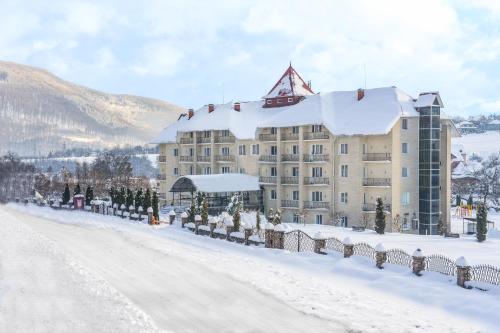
[153,86,420,143]
[170,174,260,193]
[489,119,500,125]
[263,65,314,99]
[414,92,444,108]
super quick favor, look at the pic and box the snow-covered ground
[2,204,499,332]
[452,131,500,158]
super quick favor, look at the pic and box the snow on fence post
[138,206,143,220]
[113,203,117,216]
[180,212,188,228]
[343,237,354,258]
[313,232,326,254]
[273,224,285,249]
[456,256,471,288]
[244,224,253,246]
[375,243,387,269]
[264,223,275,248]
[224,216,234,241]
[147,207,153,224]
[412,249,425,276]
[120,204,126,219]
[194,215,202,234]
[209,218,217,238]
[168,210,176,225]
[129,205,135,220]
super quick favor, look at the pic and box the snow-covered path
[1,204,495,332]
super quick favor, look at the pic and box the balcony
[362,203,392,212]
[362,153,392,162]
[180,137,194,144]
[197,155,211,162]
[281,200,299,208]
[304,201,330,209]
[214,136,235,143]
[259,133,277,141]
[157,155,167,163]
[259,155,277,163]
[197,137,211,144]
[303,132,329,140]
[259,176,277,184]
[281,133,299,141]
[362,178,391,187]
[304,177,330,185]
[303,154,329,162]
[180,156,194,162]
[281,154,299,162]
[281,176,299,185]
[215,155,234,162]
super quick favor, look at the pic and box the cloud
[131,43,182,76]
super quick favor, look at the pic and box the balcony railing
[157,155,167,163]
[259,155,277,163]
[304,201,330,209]
[304,177,330,185]
[362,153,392,161]
[259,133,277,141]
[281,176,299,185]
[214,136,235,143]
[259,176,277,184]
[197,155,211,162]
[180,156,194,162]
[281,200,299,208]
[281,154,299,162]
[303,154,329,162]
[215,155,234,162]
[362,203,392,212]
[180,137,194,144]
[303,132,329,140]
[197,137,211,144]
[362,178,391,186]
[281,133,299,141]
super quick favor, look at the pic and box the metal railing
[180,156,194,162]
[303,132,329,140]
[281,133,299,141]
[362,153,392,161]
[259,155,277,163]
[304,177,330,185]
[259,176,277,184]
[362,178,391,186]
[197,137,211,144]
[214,136,235,143]
[281,154,299,162]
[157,155,167,163]
[303,154,329,162]
[362,203,392,212]
[303,201,330,209]
[215,155,234,162]
[180,137,194,144]
[197,156,211,162]
[259,133,277,141]
[281,200,299,208]
[281,176,299,184]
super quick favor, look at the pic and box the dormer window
[288,97,293,103]
[277,99,282,104]
[266,100,272,105]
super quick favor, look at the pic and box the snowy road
[1,204,494,332]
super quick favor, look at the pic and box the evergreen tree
[467,195,473,207]
[85,186,92,205]
[189,196,196,222]
[135,188,143,213]
[126,188,134,210]
[201,196,208,224]
[375,197,386,234]
[109,187,115,205]
[272,209,281,225]
[437,218,445,236]
[118,187,126,207]
[143,189,152,210]
[62,183,70,204]
[476,202,488,242]
[74,183,81,195]
[233,206,241,232]
[89,187,94,202]
[455,195,461,207]
[196,192,204,214]
[256,210,261,231]
[152,191,159,220]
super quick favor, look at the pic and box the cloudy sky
[2,0,500,116]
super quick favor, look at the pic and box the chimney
[307,80,312,89]
[357,88,364,101]
[208,104,214,113]
[188,108,194,119]
[460,151,467,164]
[234,102,241,111]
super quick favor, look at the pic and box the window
[189,165,194,175]
[292,190,299,201]
[204,167,211,175]
[340,192,348,203]
[292,126,299,134]
[402,118,408,130]
[402,142,408,154]
[266,99,272,105]
[252,144,260,155]
[238,145,246,155]
[270,189,277,200]
[277,99,282,104]
[312,191,323,201]
[402,214,410,230]
[312,125,322,133]
[401,192,410,206]
[362,144,367,154]
[402,167,408,177]
[173,148,178,156]
[340,143,348,154]
[341,165,348,177]
[271,127,278,134]
[288,97,293,103]
[239,168,246,174]
[270,167,277,177]
[312,167,323,177]
[292,167,299,177]
[221,130,230,137]
[293,214,300,223]
[271,146,278,156]
[203,130,211,138]
[315,214,323,225]
[221,166,230,174]
[189,148,194,156]
[311,144,323,154]
[340,216,348,227]
[173,167,179,176]
[292,145,299,155]
[222,147,230,156]
[204,147,211,156]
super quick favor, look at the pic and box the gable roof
[170,174,260,193]
[414,92,444,108]
[263,64,314,99]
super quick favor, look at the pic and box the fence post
[244,225,253,245]
[314,232,326,254]
[129,205,135,220]
[456,256,471,288]
[209,219,217,238]
[375,243,387,269]
[194,215,202,234]
[412,249,425,276]
[168,210,176,225]
[138,206,143,221]
[113,203,117,216]
[180,212,188,228]
[264,223,275,248]
[343,237,354,258]
[121,204,126,219]
[226,226,234,241]
[147,207,153,224]
[274,224,285,249]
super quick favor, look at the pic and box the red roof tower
[263,64,314,108]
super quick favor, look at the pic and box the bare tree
[473,153,500,205]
